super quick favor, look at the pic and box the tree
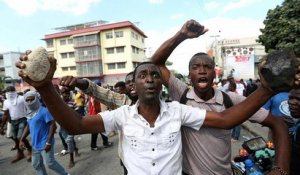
[258,0,300,56]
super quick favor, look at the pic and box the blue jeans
[231,125,241,140]
[59,127,75,152]
[32,145,68,175]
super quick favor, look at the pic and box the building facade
[43,20,147,85]
[214,37,266,80]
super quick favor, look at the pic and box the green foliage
[258,0,300,56]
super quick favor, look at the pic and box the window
[61,53,68,59]
[131,31,135,38]
[136,48,139,54]
[115,31,123,38]
[133,62,140,68]
[46,40,53,48]
[142,38,144,43]
[69,52,75,58]
[60,39,66,45]
[107,63,116,70]
[135,34,138,39]
[106,32,113,39]
[62,67,68,71]
[132,46,135,53]
[68,39,73,44]
[117,62,126,69]
[106,48,114,54]
[116,47,124,53]
[70,66,76,70]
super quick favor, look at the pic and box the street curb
[241,121,269,140]
[241,123,260,137]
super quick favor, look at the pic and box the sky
[0,0,283,75]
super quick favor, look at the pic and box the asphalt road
[0,124,264,175]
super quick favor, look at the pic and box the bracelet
[45,142,51,146]
[271,166,288,175]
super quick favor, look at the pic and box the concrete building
[213,37,266,80]
[43,20,147,85]
[0,52,28,91]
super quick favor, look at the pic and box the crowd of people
[0,19,299,175]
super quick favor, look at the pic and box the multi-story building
[213,37,266,80]
[43,20,147,85]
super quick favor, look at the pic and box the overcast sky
[0,0,283,74]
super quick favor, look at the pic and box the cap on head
[93,80,101,86]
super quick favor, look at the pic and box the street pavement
[0,122,268,175]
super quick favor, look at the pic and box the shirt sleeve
[99,107,124,135]
[228,92,269,123]
[83,78,132,108]
[3,100,8,111]
[44,109,54,124]
[177,102,206,130]
[168,74,189,101]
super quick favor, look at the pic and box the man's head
[133,62,162,103]
[5,86,17,101]
[288,89,300,119]
[24,91,41,113]
[60,87,72,102]
[188,52,216,94]
[125,71,137,101]
[5,86,16,92]
[114,81,126,94]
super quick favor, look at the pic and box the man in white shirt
[1,86,32,163]
[17,55,277,174]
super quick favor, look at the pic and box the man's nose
[146,75,154,82]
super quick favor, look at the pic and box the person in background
[89,80,113,150]
[1,86,32,163]
[288,88,300,175]
[20,91,69,175]
[114,81,127,94]
[74,90,85,116]
[60,87,80,168]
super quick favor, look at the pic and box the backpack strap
[221,91,234,109]
[179,88,190,104]
[180,88,234,109]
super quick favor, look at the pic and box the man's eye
[153,73,160,78]
[139,74,146,78]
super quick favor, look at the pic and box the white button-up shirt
[100,99,206,175]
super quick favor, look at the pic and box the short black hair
[5,86,15,92]
[114,81,126,88]
[188,52,215,70]
[132,62,161,82]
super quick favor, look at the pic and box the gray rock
[261,49,299,92]
[23,47,50,81]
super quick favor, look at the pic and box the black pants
[91,133,108,148]
[291,140,300,175]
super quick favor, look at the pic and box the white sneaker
[60,150,68,155]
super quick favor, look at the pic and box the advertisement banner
[225,55,255,79]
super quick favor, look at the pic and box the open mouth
[130,88,136,95]
[197,77,208,88]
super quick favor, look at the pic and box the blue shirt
[27,107,55,150]
[263,92,291,117]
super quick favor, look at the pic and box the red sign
[235,56,250,62]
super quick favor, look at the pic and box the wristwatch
[45,142,51,146]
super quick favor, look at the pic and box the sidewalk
[241,121,269,140]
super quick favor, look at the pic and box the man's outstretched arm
[60,76,131,109]
[16,53,105,135]
[261,115,290,174]
[151,20,208,87]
